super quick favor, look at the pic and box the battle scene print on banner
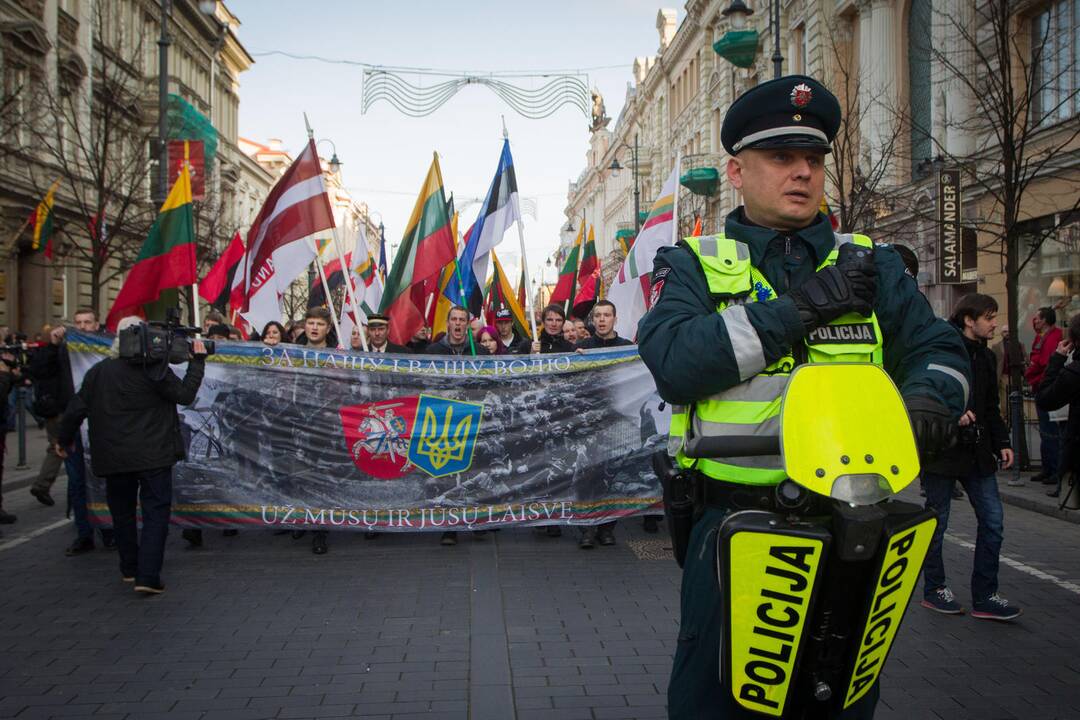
[66,330,668,532]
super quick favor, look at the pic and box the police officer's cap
[366,313,390,327]
[721,75,841,156]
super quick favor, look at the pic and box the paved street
[1,430,1080,719]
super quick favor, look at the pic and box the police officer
[637,75,970,719]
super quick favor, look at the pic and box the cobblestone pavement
[1,468,1079,719]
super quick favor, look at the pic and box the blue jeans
[922,471,1004,604]
[65,437,92,540]
[105,466,173,586]
[1036,407,1064,477]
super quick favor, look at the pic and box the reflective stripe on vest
[670,232,883,486]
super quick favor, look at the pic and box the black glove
[789,244,877,333]
[905,395,958,458]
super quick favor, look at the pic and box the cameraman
[920,294,1020,621]
[56,316,208,595]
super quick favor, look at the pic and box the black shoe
[222,529,239,537]
[64,537,94,556]
[597,528,616,546]
[1041,474,1059,485]
[291,530,306,539]
[134,582,165,595]
[363,531,379,540]
[312,534,328,554]
[181,529,203,548]
[273,529,292,535]
[1030,471,1048,483]
[545,526,562,538]
[1047,487,1061,497]
[579,528,596,549]
[100,530,116,549]
[0,508,16,524]
[30,487,55,507]
[440,531,458,546]
[643,516,660,534]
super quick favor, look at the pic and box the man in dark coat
[426,306,489,357]
[1035,314,1080,498]
[57,316,207,594]
[515,304,575,355]
[920,293,1019,621]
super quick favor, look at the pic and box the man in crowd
[26,324,67,508]
[562,318,578,345]
[297,307,334,350]
[426,306,488,546]
[574,300,634,549]
[636,75,969,717]
[60,309,117,555]
[57,315,208,594]
[574,317,591,342]
[0,345,19,530]
[406,325,431,353]
[921,294,1020,620]
[1026,307,1064,487]
[427,306,488,358]
[516,305,575,355]
[201,310,226,335]
[493,308,523,351]
[365,313,409,353]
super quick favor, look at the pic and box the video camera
[118,308,215,364]
[0,340,45,369]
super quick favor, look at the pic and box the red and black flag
[308,251,352,309]
[198,231,245,312]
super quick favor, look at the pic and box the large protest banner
[66,330,668,532]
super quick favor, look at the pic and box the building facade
[563,0,1080,355]
[0,0,269,332]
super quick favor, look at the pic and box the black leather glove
[905,395,958,458]
[789,244,877,333]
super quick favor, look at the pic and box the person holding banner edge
[636,75,969,718]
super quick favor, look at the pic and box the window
[1032,0,1080,124]
[792,23,807,74]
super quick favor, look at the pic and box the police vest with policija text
[668,233,883,486]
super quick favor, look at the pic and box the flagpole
[672,153,681,247]
[449,215,478,356]
[313,250,345,349]
[184,142,201,330]
[505,124,540,343]
[330,225,368,351]
[3,212,32,258]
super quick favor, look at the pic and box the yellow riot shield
[779,364,920,504]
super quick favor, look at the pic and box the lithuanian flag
[31,180,60,259]
[429,205,459,338]
[380,153,457,345]
[577,224,598,282]
[549,224,583,308]
[106,163,196,331]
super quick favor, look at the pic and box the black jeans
[105,466,173,586]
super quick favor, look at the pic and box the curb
[998,488,1079,525]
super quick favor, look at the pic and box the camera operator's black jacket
[26,343,64,418]
[57,356,205,476]
[924,325,1010,478]
[1036,352,1080,476]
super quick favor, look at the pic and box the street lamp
[608,133,642,235]
[715,0,783,79]
[316,139,342,175]
[157,0,173,204]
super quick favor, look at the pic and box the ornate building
[0,0,270,331]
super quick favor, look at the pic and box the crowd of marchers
[0,298,654,575]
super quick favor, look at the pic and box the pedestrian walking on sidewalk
[1035,315,1080,499]
[921,294,1021,621]
[1027,307,1064,487]
[0,349,19,529]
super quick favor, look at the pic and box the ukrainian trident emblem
[407,394,484,478]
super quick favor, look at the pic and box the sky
[229,0,674,291]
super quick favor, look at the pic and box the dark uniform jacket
[515,330,575,355]
[57,356,205,477]
[637,209,969,416]
[1036,351,1080,476]
[368,342,411,354]
[425,336,490,356]
[576,333,634,350]
[924,327,1010,477]
[26,343,64,418]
